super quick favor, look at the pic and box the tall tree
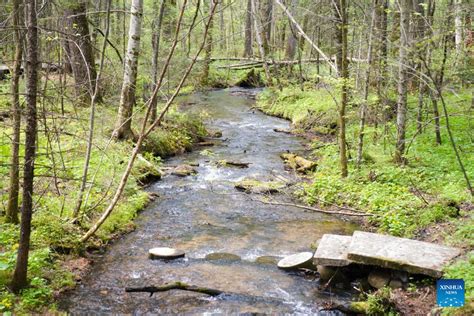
[285,0,298,60]
[63,1,98,105]
[243,0,253,57]
[394,0,410,164]
[149,0,166,123]
[6,0,23,224]
[201,0,214,86]
[113,0,144,140]
[11,0,39,293]
[333,0,349,177]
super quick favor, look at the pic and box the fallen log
[273,128,292,134]
[125,282,223,297]
[256,200,371,217]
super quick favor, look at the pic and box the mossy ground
[0,82,207,312]
[256,84,473,315]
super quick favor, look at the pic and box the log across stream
[59,88,358,314]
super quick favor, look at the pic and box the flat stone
[277,252,315,270]
[205,252,241,262]
[313,234,352,267]
[149,247,185,260]
[347,231,461,278]
[171,164,197,177]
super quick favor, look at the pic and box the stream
[60,88,359,314]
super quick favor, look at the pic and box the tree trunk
[356,0,376,168]
[251,0,273,85]
[260,0,273,55]
[243,0,253,57]
[6,0,23,224]
[113,0,144,140]
[11,0,38,293]
[454,0,463,55]
[334,0,349,177]
[64,1,98,105]
[200,0,214,86]
[285,0,298,60]
[149,0,166,123]
[394,0,410,164]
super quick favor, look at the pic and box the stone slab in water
[149,247,185,260]
[277,252,315,270]
[313,234,352,267]
[347,231,461,278]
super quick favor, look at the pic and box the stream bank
[59,88,359,314]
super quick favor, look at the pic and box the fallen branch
[125,282,223,297]
[256,200,371,217]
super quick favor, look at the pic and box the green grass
[0,80,207,312]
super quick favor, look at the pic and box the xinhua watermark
[437,279,465,307]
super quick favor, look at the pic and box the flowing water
[60,88,358,314]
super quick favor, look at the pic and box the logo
[437,279,465,307]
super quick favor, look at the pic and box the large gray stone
[277,252,315,270]
[347,231,461,278]
[313,234,352,267]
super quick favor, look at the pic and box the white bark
[114,0,144,140]
[454,0,463,55]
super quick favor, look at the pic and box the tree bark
[333,0,349,177]
[260,0,273,55]
[394,0,410,164]
[285,0,298,60]
[454,0,463,55]
[356,0,376,168]
[243,0,253,57]
[149,0,166,123]
[64,1,98,105]
[113,0,144,140]
[11,0,38,293]
[200,0,214,86]
[6,0,23,224]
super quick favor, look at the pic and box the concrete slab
[313,234,353,267]
[347,231,461,278]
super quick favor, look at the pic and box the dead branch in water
[125,282,224,297]
[256,200,371,217]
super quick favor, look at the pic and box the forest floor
[256,85,473,315]
[0,86,208,312]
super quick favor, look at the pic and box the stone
[347,231,461,278]
[172,164,197,177]
[313,234,352,267]
[280,153,317,173]
[205,252,241,262]
[391,270,409,283]
[389,279,404,289]
[234,179,286,194]
[149,247,185,260]
[368,269,391,289]
[255,256,280,265]
[277,252,315,270]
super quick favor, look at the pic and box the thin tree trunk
[113,0,144,140]
[72,0,113,219]
[149,0,166,123]
[394,0,410,164]
[81,0,217,242]
[6,0,23,224]
[333,0,349,177]
[11,0,38,293]
[356,0,376,168]
[201,0,214,86]
[454,0,463,55]
[243,0,253,57]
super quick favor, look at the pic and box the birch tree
[113,0,144,140]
